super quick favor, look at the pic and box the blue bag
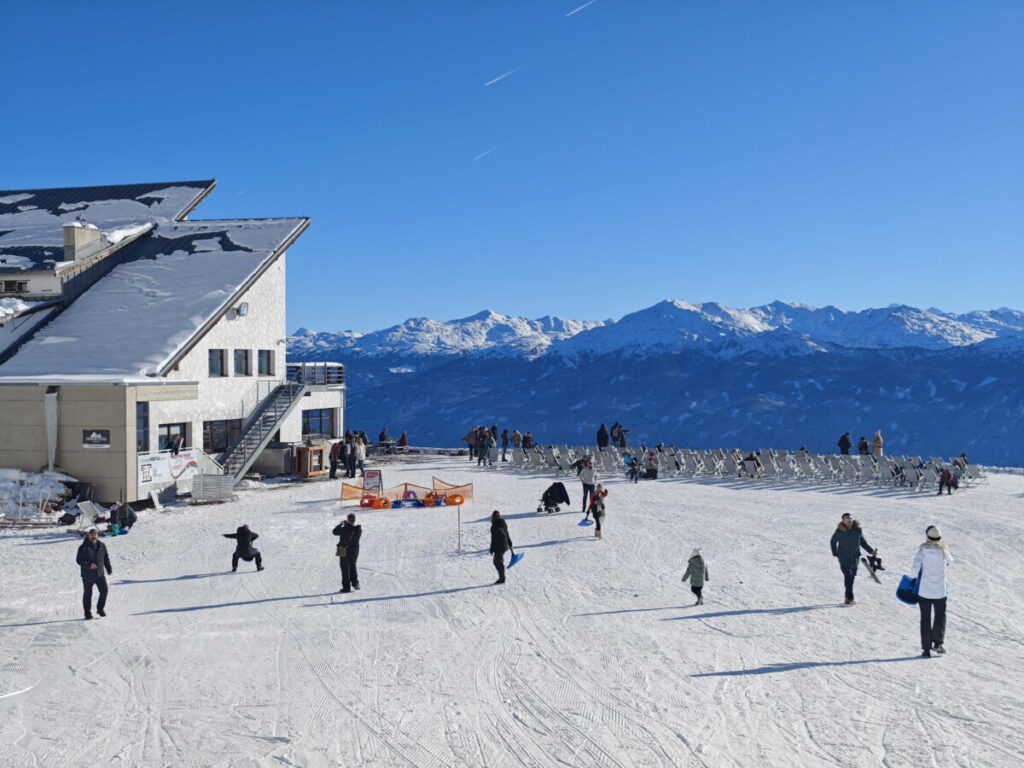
[896,571,921,605]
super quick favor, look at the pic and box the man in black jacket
[837,432,852,455]
[489,511,513,584]
[76,527,112,619]
[829,513,877,604]
[332,513,362,593]
[223,524,264,572]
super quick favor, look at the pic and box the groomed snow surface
[1,458,1021,767]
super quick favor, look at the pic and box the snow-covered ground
[1,458,1021,767]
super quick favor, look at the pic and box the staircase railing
[220,380,308,481]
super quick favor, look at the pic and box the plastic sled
[578,518,593,526]
[508,552,524,568]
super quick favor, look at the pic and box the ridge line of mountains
[287,300,1024,466]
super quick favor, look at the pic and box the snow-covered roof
[0,180,214,248]
[0,217,308,382]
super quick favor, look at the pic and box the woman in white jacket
[910,525,952,657]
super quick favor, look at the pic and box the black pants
[82,573,108,615]
[232,551,263,570]
[690,585,703,599]
[593,513,602,532]
[840,562,857,600]
[329,459,338,479]
[581,483,595,513]
[918,596,947,651]
[339,547,360,590]
[492,551,505,581]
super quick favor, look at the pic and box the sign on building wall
[83,429,111,449]
[138,449,200,486]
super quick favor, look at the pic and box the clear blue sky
[4,1,1022,332]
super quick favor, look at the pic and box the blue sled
[508,552,524,568]
[578,518,593,526]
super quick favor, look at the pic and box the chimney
[62,220,106,261]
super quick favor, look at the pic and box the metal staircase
[220,381,308,481]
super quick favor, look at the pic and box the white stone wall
[147,256,288,451]
[279,388,345,443]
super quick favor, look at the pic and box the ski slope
[1,458,1022,767]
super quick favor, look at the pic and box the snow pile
[0,468,75,517]
[0,297,35,319]
[0,457,1019,766]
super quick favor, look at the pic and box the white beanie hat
[926,525,942,541]
[690,548,702,559]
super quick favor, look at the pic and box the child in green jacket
[682,548,709,605]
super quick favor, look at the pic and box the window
[2,280,28,293]
[208,349,227,377]
[136,402,149,452]
[258,349,275,376]
[203,419,243,453]
[234,349,251,376]
[158,423,188,451]
[301,408,335,438]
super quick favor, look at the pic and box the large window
[258,349,275,376]
[136,402,149,452]
[208,349,227,377]
[301,408,335,438]
[159,423,188,451]
[203,419,243,454]
[2,280,28,294]
[234,349,251,376]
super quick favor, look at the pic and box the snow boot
[257,566,265,572]
[697,598,704,606]
[84,613,93,620]
[921,650,931,658]
[353,584,360,591]
[594,529,602,539]
[934,645,946,655]
[340,588,351,593]
[494,578,505,585]
[97,608,106,617]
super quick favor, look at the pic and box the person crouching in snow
[589,484,608,538]
[224,524,264,572]
[681,548,709,605]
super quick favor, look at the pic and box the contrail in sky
[484,66,522,86]
[566,0,598,16]
[473,148,497,161]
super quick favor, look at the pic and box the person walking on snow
[681,548,709,605]
[333,512,362,593]
[857,436,870,455]
[589,484,608,538]
[912,525,952,657]
[837,432,852,455]
[596,424,609,451]
[76,527,112,619]
[579,457,597,517]
[489,511,514,584]
[224,524,264,572]
[872,430,884,457]
[830,513,876,604]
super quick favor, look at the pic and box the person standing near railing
[354,436,367,477]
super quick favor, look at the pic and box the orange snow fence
[341,478,474,503]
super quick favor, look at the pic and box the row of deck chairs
[502,444,985,491]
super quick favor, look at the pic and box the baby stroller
[537,481,571,513]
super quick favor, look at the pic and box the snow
[0,184,210,247]
[0,254,34,271]
[0,298,36,319]
[1,457,1020,767]
[102,222,152,245]
[0,218,306,381]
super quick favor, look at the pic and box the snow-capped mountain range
[288,301,1024,465]
[291,301,1024,360]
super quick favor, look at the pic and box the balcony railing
[287,362,345,386]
